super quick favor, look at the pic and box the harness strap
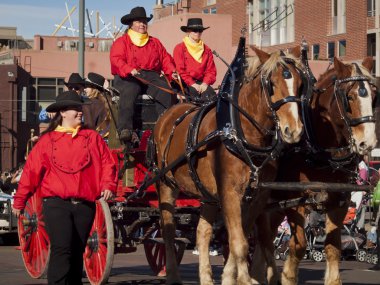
[134,74,177,95]
[186,102,219,203]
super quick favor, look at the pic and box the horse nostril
[359,141,367,150]
[284,126,291,137]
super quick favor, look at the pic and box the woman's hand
[172,71,179,80]
[131,69,140,76]
[12,207,22,218]
[199,83,209,93]
[101,190,114,201]
[191,83,201,93]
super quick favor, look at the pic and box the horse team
[151,40,377,285]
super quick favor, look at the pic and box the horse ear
[334,57,351,78]
[289,46,301,58]
[362,57,373,73]
[251,45,270,63]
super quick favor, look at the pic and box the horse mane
[317,61,374,88]
[245,52,286,78]
[352,63,374,80]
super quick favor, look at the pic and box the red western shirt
[110,34,176,78]
[13,129,117,210]
[173,42,217,86]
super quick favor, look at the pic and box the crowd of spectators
[0,164,24,196]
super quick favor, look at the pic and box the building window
[312,44,320,60]
[332,0,346,34]
[34,77,65,110]
[367,0,376,16]
[328,42,335,59]
[206,0,216,6]
[203,8,209,14]
[253,0,294,47]
[338,40,346,57]
[210,7,217,14]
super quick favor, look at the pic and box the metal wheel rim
[84,199,114,285]
[312,251,324,262]
[18,191,50,278]
[143,229,185,276]
[356,250,366,262]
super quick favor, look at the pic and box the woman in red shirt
[110,6,178,144]
[173,18,217,101]
[12,90,117,285]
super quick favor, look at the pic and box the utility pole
[78,0,85,77]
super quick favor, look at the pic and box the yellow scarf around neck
[183,36,204,63]
[128,29,149,47]
[55,125,81,138]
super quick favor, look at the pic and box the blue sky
[0,0,156,39]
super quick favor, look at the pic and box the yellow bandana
[128,29,149,47]
[183,36,204,63]
[55,125,81,138]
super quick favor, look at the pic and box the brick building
[154,0,380,78]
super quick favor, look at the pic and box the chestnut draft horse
[253,57,377,285]
[153,44,305,285]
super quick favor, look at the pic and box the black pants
[43,197,96,285]
[187,82,216,102]
[114,71,177,132]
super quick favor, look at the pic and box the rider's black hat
[46,90,91,112]
[180,18,209,32]
[121,7,153,26]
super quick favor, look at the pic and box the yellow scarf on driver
[55,125,81,138]
[128,29,149,47]
[183,36,204,63]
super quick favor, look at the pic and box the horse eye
[358,88,367,97]
[283,70,292,79]
[347,95,353,101]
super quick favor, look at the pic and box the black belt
[44,196,93,205]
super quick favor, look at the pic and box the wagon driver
[110,6,178,144]
[12,90,117,285]
[173,18,217,101]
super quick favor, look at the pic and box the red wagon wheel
[84,199,114,285]
[143,227,186,276]
[17,190,50,278]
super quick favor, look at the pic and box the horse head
[248,46,304,144]
[317,58,377,155]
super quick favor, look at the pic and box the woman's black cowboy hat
[63,73,85,89]
[180,18,209,32]
[46,90,91,112]
[120,6,153,25]
[85,72,106,91]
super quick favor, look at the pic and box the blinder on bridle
[261,58,303,111]
[333,63,375,126]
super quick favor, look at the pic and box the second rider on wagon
[110,6,178,145]
[173,18,217,101]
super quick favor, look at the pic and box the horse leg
[197,203,218,285]
[220,188,251,285]
[324,201,347,285]
[282,207,306,285]
[158,183,182,285]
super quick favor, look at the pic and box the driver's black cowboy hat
[64,73,85,89]
[85,72,106,92]
[121,6,153,26]
[180,18,209,32]
[46,90,91,112]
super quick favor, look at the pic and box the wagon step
[258,182,373,192]
[145,237,190,244]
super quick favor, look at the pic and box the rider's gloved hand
[199,82,209,93]
[191,83,201,93]
[131,69,140,76]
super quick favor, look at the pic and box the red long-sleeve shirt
[110,33,176,78]
[173,42,217,86]
[13,129,117,210]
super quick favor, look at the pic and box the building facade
[154,0,380,78]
